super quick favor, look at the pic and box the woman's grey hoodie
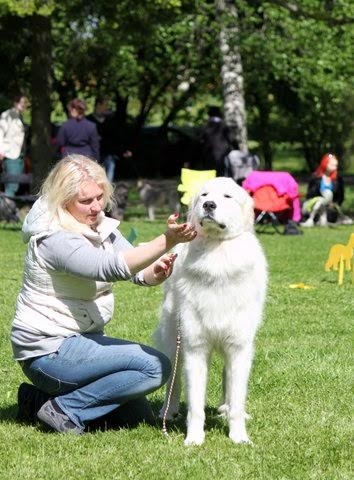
[11,197,140,360]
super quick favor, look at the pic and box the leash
[161,319,182,438]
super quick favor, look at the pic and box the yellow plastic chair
[177,168,217,207]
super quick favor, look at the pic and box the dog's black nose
[203,201,216,211]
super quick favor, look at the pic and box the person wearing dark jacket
[200,106,233,175]
[87,97,132,182]
[56,98,99,161]
[86,96,110,164]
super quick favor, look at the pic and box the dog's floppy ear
[240,189,255,232]
[187,190,200,223]
[187,199,196,223]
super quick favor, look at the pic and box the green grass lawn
[0,201,353,480]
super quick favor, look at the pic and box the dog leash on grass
[161,319,182,438]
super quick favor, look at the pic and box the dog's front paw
[229,422,253,444]
[229,430,252,444]
[184,430,205,446]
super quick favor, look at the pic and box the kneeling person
[11,154,197,433]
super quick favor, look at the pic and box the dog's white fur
[153,177,267,445]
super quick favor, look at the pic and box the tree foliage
[0,0,54,15]
[0,0,353,176]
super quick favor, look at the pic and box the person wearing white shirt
[0,93,28,196]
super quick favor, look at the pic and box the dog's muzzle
[200,201,226,229]
[203,201,216,213]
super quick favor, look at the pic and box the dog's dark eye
[224,194,232,198]
[201,193,208,196]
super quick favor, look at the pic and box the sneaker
[37,399,84,434]
[300,217,314,227]
[283,220,303,235]
[339,215,353,225]
[17,383,51,424]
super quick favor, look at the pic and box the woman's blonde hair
[40,155,114,228]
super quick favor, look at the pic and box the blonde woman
[11,154,196,434]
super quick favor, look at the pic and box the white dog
[153,177,267,445]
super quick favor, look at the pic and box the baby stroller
[224,150,260,185]
[243,171,302,234]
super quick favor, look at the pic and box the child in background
[301,153,352,227]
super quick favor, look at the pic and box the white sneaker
[300,217,314,227]
[339,215,353,225]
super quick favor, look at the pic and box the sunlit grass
[0,201,353,480]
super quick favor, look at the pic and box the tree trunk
[217,0,248,152]
[30,14,52,192]
[114,91,129,127]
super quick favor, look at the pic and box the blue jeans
[102,154,118,183]
[3,156,24,196]
[21,334,171,429]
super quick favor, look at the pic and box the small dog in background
[137,179,180,221]
[107,182,130,221]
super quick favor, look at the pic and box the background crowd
[0,92,352,227]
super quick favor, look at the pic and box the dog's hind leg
[217,367,228,417]
[225,342,254,444]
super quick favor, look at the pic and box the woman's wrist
[143,268,163,286]
[163,230,178,251]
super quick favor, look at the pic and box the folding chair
[177,168,217,207]
[243,171,301,234]
[251,185,292,233]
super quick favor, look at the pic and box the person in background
[87,96,132,182]
[56,98,99,161]
[301,153,352,227]
[86,95,110,167]
[0,93,28,196]
[12,154,197,434]
[200,106,233,175]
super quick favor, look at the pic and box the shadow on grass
[150,400,228,437]
[0,403,17,423]
[0,398,228,438]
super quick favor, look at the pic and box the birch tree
[216,0,248,152]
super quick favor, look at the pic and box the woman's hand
[165,213,197,249]
[122,213,196,275]
[147,252,178,284]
